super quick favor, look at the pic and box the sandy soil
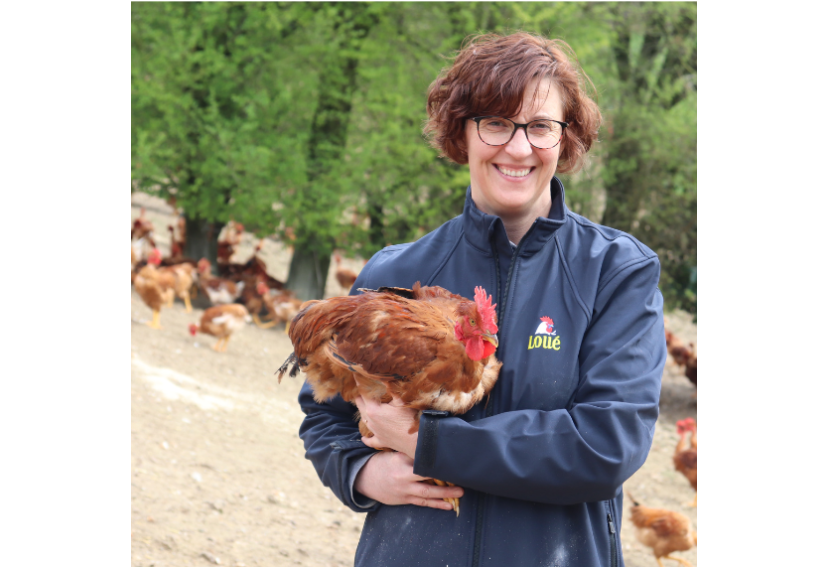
[131,194,697,567]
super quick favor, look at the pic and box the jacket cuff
[348,452,379,509]
[413,410,448,476]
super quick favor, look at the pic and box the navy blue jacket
[298,178,666,566]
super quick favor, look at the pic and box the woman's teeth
[497,166,531,177]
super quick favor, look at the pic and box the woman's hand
[354,395,419,458]
[354,451,464,511]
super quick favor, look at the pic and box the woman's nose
[504,127,533,158]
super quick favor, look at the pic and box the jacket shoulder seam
[554,236,591,321]
[427,226,465,285]
[596,254,658,296]
[567,212,652,257]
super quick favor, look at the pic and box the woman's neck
[496,196,552,245]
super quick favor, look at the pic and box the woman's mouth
[495,165,533,178]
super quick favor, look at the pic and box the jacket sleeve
[296,257,381,512]
[412,255,666,505]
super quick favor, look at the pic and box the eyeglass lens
[478,118,563,149]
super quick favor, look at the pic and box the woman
[298,32,666,566]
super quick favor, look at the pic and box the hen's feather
[279,283,501,426]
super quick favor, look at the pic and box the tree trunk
[285,246,331,302]
[283,3,378,300]
[184,215,218,272]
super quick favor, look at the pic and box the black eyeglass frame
[472,116,570,150]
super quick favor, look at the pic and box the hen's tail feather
[276,352,301,382]
[625,490,640,507]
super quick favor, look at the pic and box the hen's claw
[433,479,460,516]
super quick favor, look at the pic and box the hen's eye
[469,318,476,325]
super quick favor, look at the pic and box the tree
[132,2,697,314]
[132,2,316,269]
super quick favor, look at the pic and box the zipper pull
[607,513,616,534]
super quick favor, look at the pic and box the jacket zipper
[606,510,619,567]
[472,232,528,566]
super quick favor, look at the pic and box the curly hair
[424,32,601,174]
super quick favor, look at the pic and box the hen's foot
[433,479,460,516]
[665,555,692,566]
[253,313,275,328]
[147,311,162,329]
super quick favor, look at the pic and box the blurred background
[131,1,696,315]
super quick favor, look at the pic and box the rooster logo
[534,316,556,336]
[528,315,561,351]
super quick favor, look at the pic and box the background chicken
[626,492,696,567]
[333,253,359,293]
[277,282,502,514]
[217,221,244,263]
[665,329,694,369]
[197,258,245,305]
[257,282,303,333]
[133,248,175,329]
[673,418,697,507]
[158,262,197,312]
[188,304,251,352]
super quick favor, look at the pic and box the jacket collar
[462,176,569,255]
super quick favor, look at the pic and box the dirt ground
[131,194,697,567]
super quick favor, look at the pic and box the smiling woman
[296,32,666,567]
[424,33,601,244]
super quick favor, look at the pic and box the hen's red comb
[474,286,498,333]
[541,316,554,326]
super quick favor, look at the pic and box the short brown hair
[424,32,601,173]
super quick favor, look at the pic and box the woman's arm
[407,256,665,505]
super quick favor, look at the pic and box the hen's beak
[483,332,499,348]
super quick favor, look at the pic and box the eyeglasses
[472,116,569,149]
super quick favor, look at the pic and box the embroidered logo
[528,316,561,351]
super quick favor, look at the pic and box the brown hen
[627,492,696,567]
[133,249,175,329]
[674,418,697,507]
[277,282,502,515]
[189,304,251,352]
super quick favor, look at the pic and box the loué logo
[528,316,561,351]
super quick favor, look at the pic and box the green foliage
[132,2,696,313]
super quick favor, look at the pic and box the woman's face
[465,78,564,221]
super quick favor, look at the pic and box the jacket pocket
[605,501,620,567]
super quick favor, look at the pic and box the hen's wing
[287,291,467,405]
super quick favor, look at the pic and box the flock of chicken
[130,208,359,351]
[625,416,697,567]
[621,326,699,567]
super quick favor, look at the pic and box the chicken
[333,253,359,293]
[133,248,175,329]
[256,282,303,333]
[277,282,502,515]
[626,492,696,567]
[684,353,697,388]
[217,221,244,263]
[674,418,697,507]
[665,329,694,369]
[188,304,251,352]
[238,275,270,327]
[158,262,197,312]
[131,207,154,240]
[197,258,245,305]
[168,223,185,258]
